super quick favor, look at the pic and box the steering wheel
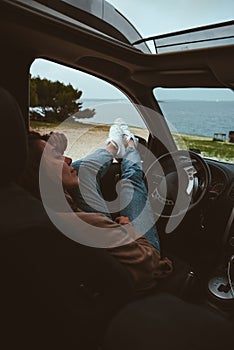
[145,150,211,218]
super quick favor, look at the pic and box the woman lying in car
[17,122,173,295]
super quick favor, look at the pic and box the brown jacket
[75,211,173,294]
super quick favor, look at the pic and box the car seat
[103,292,233,350]
[0,87,135,350]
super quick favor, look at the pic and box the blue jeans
[72,147,160,252]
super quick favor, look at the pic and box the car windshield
[154,87,234,163]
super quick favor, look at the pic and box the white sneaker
[105,124,126,158]
[114,117,138,147]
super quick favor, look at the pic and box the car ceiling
[1,0,234,91]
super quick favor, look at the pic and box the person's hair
[17,130,49,199]
[17,130,78,211]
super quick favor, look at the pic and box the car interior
[0,0,234,349]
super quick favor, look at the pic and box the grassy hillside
[175,134,234,162]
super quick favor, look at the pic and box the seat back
[0,87,134,349]
[0,86,28,185]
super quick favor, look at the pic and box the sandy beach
[32,122,149,160]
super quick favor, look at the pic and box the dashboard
[206,159,234,201]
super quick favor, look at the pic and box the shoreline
[31,122,234,162]
[31,122,149,160]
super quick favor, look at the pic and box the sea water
[78,99,234,139]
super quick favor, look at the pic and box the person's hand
[48,132,68,154]
[115,216,131,225]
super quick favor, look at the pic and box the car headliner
[0,0,234,125]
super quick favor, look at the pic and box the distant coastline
[79,99,234,139]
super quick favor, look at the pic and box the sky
[30,0,234,100]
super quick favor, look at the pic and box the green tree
[30,77,83,122]
[30,78,38,106]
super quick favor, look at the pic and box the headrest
[0,87,28,185]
